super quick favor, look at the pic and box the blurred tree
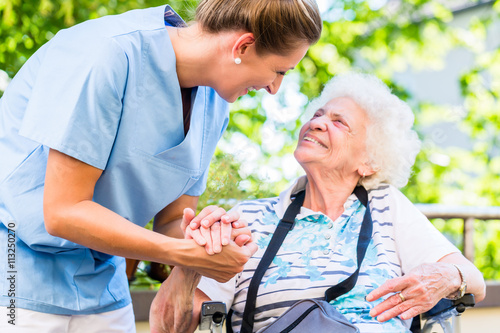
[0,0,198,82]
[1,0,499,280]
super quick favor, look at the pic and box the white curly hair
[304,72,421,189]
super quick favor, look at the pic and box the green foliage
[474,220,500,280]
[198,150,277,211]
[128,262,164,291]
[0,0,197,77]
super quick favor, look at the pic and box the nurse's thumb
[181,208,196,232]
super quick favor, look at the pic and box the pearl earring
[234,57,242,65]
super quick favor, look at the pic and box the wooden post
[463,217,475,262]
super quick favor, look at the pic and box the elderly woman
[152,72,486,333]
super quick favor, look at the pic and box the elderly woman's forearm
[150,266,203,333]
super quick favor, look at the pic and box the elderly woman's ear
[358,164,375,178]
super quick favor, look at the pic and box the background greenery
[1,0,499,281]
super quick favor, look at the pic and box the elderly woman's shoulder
[367,183,415,207]
[235,196,280,214]
[367,183,425,225]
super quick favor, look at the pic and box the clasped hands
[181,205,253,255]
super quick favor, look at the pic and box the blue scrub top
[0,5,229,314]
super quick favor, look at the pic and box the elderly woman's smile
[295,97,370,179]
[303,135,328,148]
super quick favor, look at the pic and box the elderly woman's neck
[303,175,360,222]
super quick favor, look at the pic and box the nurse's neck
[166,23,242,89]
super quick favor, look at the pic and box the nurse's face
[218,43,309,103]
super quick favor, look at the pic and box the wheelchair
[199,294,475,333]
[411,294,475,333]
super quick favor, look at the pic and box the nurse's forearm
[45,199,254,282]
[46,198,190,263]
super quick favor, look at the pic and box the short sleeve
[390,187,460,274]
[185,167,210,197]
[19,30,128,170]
[197,276,236,309]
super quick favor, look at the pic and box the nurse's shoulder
[46,6,165,53]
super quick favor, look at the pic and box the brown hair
[195,0,322,55]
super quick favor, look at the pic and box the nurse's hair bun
[195,0,322,55]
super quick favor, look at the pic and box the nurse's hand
[181,207,251,255]
[183,237,258,282]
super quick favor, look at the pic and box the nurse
[0,1,322,332]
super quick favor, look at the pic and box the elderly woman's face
[294,97,370,177]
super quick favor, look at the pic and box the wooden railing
[414,204,500,308]
[416,204,500,263]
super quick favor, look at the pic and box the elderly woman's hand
[181,206,252,255]
[366,262,462,322]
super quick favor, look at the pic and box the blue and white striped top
[198,176,459,332]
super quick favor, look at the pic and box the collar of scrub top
[164,5,187,27]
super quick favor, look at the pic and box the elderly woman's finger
[399,305,426,321]
[220,211,239,244]
[367,276,415,320]
[373,294,430,322]
[188,206,225,229]
[220,222,231,246]
[185,228,207,246]
[369,291,403,317]
[188,205,216,229]
[195,207,227,229]
[231,218,247,229]
[200,226,214,255]
[221,211,240,224]
[220,217,234,246]
[234,234,252,247]
[369,292,409,321]
[366,276,408,302]
[210,222,222,253]
[231,226,252,241]
[221,211,242,226]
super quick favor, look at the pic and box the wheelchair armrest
[199,301,227,333]
[411,294,475,333]
[421,293,475,319]
[451,293,475,314]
